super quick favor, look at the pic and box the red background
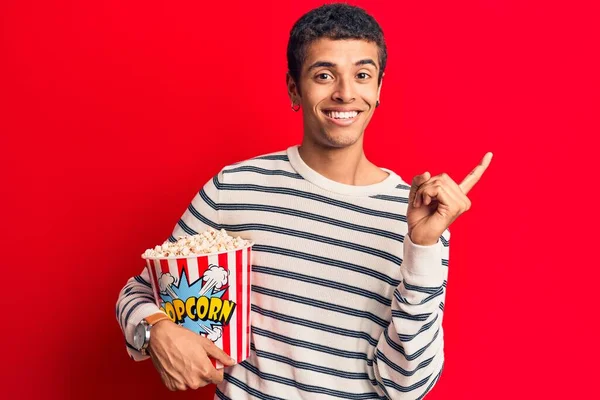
[1,0,598,399]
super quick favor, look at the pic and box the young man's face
[288,38,383,149]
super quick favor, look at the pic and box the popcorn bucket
[142,243,253,367]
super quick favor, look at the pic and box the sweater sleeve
[372,229,450,399]
[115,170,224,361]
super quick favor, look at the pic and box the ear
[286,72,301,102]
[377,72,385,102]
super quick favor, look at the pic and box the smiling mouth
[322,110,362,120]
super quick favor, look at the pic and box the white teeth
[325,111,359,119]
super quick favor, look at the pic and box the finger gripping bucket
[142,243,252,367]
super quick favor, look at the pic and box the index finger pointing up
[458,152,493,194]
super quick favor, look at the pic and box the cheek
[301,93,325,115]
[300,83,328,105]
[360,84,379,102]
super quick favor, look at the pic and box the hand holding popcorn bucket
[142,229,253,368]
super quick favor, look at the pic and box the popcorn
[142,228,254,366]
[142,228,251,258]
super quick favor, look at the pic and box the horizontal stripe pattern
[214,177,409,223]
[116,147,450,399]
[250,342,371,380]
[223,165,303,180]
[253,264,392,306]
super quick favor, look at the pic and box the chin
[319,128,363,148]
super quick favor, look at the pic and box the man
[116,3,492,399]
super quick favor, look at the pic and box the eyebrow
[307,59,378,71]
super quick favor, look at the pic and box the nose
[332,77,355,103]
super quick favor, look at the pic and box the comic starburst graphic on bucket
[158,264,236,342]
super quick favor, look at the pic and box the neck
[297,136,388,186]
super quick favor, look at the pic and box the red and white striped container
[142,243,252,368]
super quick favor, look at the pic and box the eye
[357,72,371,80]
[315,73,333,81]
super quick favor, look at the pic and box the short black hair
[287,3,387,88]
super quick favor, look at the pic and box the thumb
[409,171,431,204]
[204,340,237,367]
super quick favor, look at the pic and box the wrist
[148,316,174,345]
[145,312,171,325]
[150,316,172,338]
[134,312,172,355]
[408,231,440,246]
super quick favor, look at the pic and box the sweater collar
[287,145,403,197]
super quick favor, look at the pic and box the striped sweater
[116,145,451,400]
